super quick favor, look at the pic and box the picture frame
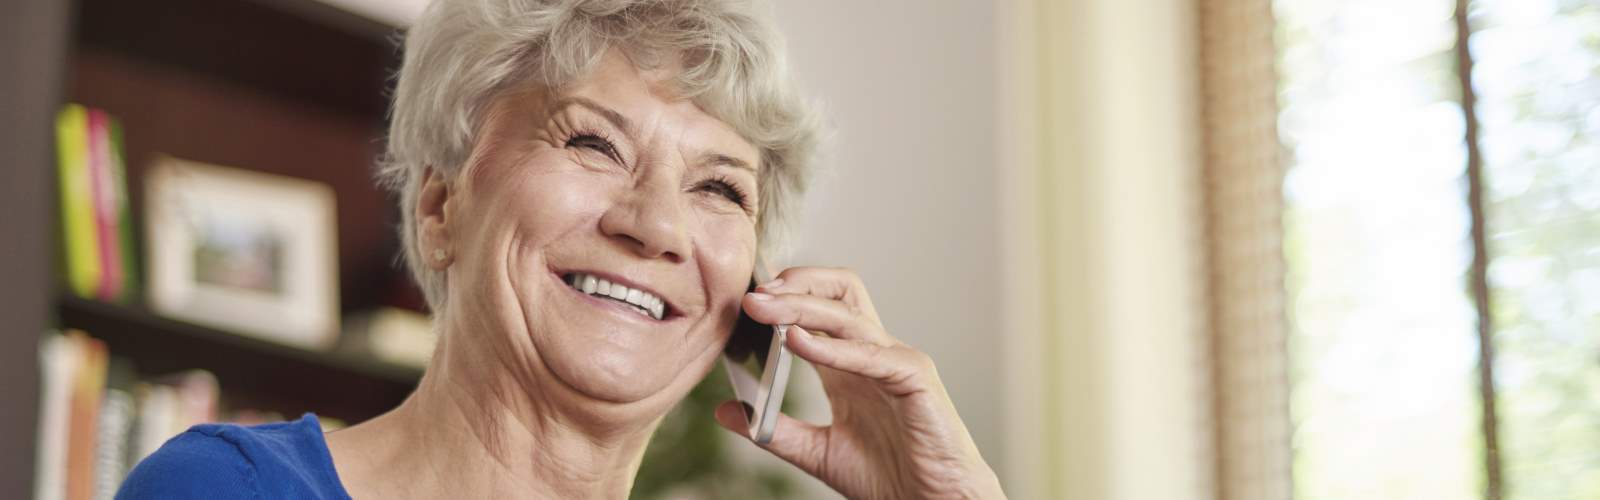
[144,156,340,350]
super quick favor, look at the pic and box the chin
[553,351,666,403]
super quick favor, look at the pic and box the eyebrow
[552,96,758,173]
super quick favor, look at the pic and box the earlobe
[416,166,455,269]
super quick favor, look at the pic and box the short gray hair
[377,0,822,313]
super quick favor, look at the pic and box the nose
[598,171,691,263]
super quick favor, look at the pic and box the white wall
[772,0,1007,482]
[775,1,1212,497]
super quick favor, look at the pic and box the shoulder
[117,414,349,500]
[114,427,258,499]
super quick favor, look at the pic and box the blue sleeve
[115,431,258,500]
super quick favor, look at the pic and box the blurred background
[0,0,1595,499]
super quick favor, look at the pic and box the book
[93,359,137,500]
[131,369,219,465]
[57,105,139,303]
[130,383,177,463]
[87,110,139,302]
[57,104,139,303]
[86,109,122,302]
[56,106,100,300]
[108,118,140,304]
[36,330,308,497]
[167,370,220,431]
[64,332,107,500]
[35,332,78,500]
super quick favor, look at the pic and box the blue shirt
[116,413,352,499]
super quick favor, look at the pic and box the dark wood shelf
[55,296,420,423]
[66,0,420,315]
[1,0,414,491]
[73,0,399,119]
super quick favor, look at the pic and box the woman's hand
[714,267,1006,500]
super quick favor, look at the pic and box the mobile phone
[721,263,792,444]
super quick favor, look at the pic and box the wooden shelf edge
[55,295,424,384]
[54,295,421,422]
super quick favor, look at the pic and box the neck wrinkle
[388,309,658,500]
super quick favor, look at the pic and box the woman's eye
[566,133,621,163]
[698,180,749,208]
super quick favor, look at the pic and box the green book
[56,104,100,299]
[108,115,139,303]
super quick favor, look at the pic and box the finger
[744,292,889,344]
[785,326,930,396]
[713,399,751,433]
[757,267,880,323]
[713,400,829,477]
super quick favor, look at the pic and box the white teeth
[566,273,666,320]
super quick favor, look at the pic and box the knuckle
[864,340,891,360]
[786,305,808,325]
[836,267,866,288]
[775,266,806,281]
[904,347,937,372]
[839,271,873,304]
[794,266,830,279]
[842,300,864,319]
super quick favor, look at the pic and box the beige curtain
[1196,1,1293,499]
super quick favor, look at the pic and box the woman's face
[437,50,760,411]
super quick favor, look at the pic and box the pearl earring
[432,249,447,262]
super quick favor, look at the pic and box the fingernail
[748,291,773,300]
[757,278,783,290]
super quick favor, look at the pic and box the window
[1476,0,1600,497]
[1277,0,1600,498]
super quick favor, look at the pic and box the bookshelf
[56,296,423,422]
[2,0,422,494]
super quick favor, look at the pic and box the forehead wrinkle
[698,153,755,175]
[661,123,762,184]
[660,102,760,177]
[629,103,739,178]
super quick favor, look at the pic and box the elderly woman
[116,0,1002,498]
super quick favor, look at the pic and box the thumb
[713,400,829,477]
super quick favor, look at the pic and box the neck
[327,318,661,499]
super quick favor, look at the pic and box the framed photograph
[144,156,340,350]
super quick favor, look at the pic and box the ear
[415,166,455,269]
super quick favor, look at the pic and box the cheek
[484,155,615,243]
[517,177,603,234]
[696,219,759,312]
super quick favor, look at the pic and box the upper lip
[555,268,681,319]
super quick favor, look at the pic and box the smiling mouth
[562,273,669,320]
